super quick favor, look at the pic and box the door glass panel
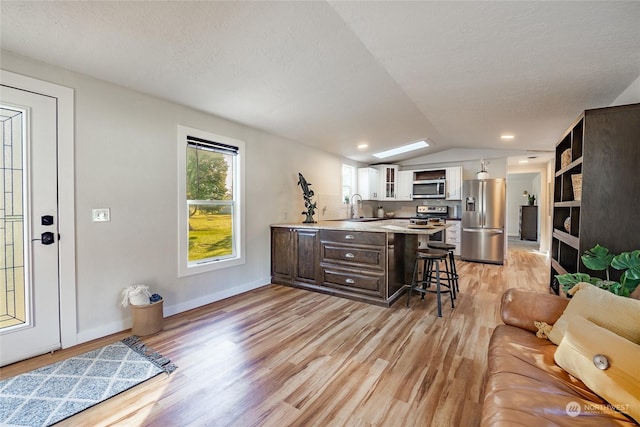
[0,107,27,330]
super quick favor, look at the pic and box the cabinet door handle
[345,278,355,284]
[345,252,355,258]
[345,234,354,240]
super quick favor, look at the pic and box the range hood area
[412,170,447,199]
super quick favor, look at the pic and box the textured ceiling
[1,1,639,164]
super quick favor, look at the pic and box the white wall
[611,74,640,106]
[1,51,353,343]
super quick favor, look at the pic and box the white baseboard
[75,277,271,345]
[164,277,270,316]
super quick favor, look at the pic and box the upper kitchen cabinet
[358,167,379,200]
[378,165,399,200]
[445,166,463,200]
[397,170,413,201]
[358,165,399,200]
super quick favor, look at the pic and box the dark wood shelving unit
[519,205,538,241]
[550,103,640,294]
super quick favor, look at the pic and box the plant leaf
[555,273,592,286]
[622,278,639,294]
[581,244,614,271]
[612,250,640,279]
[608,282,629,296]
[556,273,594,294]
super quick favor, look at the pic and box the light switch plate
[92,208,110,222]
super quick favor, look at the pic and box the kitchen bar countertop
[270,219,451,234]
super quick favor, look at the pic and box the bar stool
[427,242,460,298]
[406,248,455,317]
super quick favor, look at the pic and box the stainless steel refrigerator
[461,179,506,264]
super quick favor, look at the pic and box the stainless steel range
[410,205,448,223]
[410,205,448,243]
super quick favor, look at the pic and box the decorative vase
[564,217,571,233]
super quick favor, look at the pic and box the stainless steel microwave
[412,179,446,199]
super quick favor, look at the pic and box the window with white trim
[342,164,356,204]
[178,125,244,276]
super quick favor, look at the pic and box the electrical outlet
[92,208,110,222]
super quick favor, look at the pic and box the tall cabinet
[520,206,538,241]
[550,103,640,294]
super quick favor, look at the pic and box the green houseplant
[555,244,640,296]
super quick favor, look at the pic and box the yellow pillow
[547,282,640,345]
[554,316,640,423]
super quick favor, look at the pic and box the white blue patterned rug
[0,336,176,427]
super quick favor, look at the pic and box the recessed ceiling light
[501,134,515,140]
[373,140,429,159]
[518,160,529,164]
[357,143,368,149]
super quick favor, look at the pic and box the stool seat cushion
[427,242,456,250]
[416,248,448,258]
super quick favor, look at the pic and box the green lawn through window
[188,211,232,261]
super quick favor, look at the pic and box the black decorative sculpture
[297,173,317,223]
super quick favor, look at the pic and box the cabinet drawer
[320,230,385,246]
[321,243,385,269]
[446,228,460,239]
[322,267,384,298]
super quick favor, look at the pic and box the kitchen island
[271,220,450,307]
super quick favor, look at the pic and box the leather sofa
[481,288,639,426]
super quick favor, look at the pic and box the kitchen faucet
[350,193,363,218]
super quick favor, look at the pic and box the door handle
[33,231,55,245]
[463,228,503,234]
[42,232,55,245]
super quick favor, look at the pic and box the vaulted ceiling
[2,1,639,164]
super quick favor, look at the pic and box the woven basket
[131,299,164,336]
[571,174,582,201]
[561,149,572,168]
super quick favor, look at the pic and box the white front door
[0,85,61,366]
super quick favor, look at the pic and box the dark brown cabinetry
[270,227,319,285]
[320,230,386,300]
[519,206,538,241]
[271,226,407,306]
[550,103,640,294]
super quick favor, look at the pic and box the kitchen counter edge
[270,220,450,234]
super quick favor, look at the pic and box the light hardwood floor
[1,245,550,426]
